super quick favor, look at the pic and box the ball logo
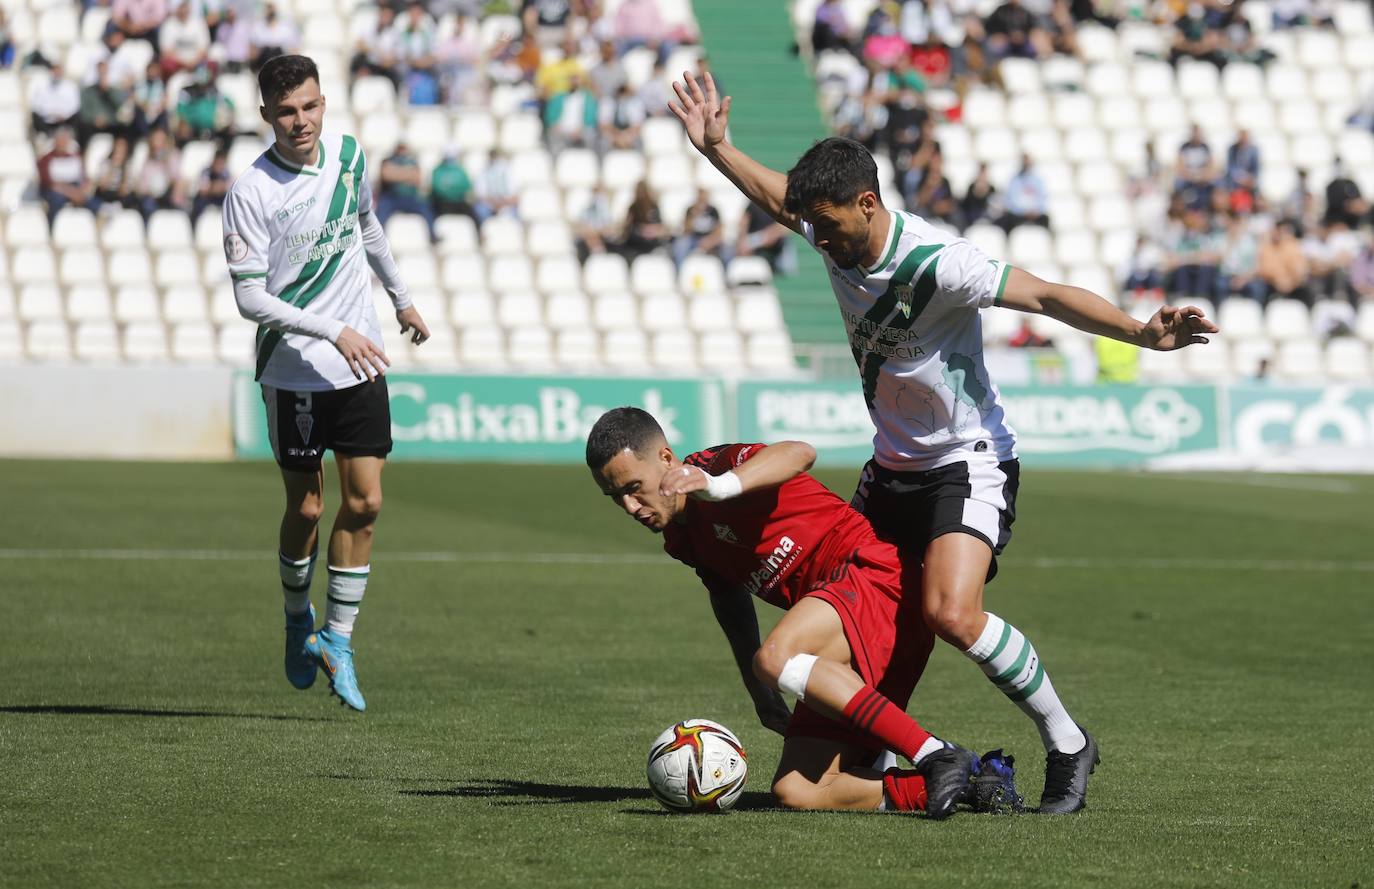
[224,233,249,263]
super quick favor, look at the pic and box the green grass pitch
[1,459,1371,888]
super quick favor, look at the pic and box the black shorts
[262,378,393,472]
[850,457,1020,583]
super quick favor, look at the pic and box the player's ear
[659,445,674,467]
[259,104,268,125]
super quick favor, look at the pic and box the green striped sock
[326,564,369,638]
[279,551,315,615]
[967,613,1085,754]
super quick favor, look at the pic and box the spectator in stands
[638,58,672,117]
[524,0,574,44]
[173,65,235,145]
[1305,221,1360,303]
[911,151,958,223]
[573,183,617,261]
[398,2,440,105]
[37,128,101,225]
[1169,5,1226,70]
[1000,154,1049,231]
[351,4,402,88]
[881,84,928,166]
[1346,239,1374,302]
[1258,220,1312,304]
[599,80,647,152]
[110,0,168,50]
[1218,6,1276,67]
[984,0,1047,62]
[910,34,954,90]
[1008,318,1051,348]
[430,148,475,220]
[250,3,299,72]
[504,29,543,84]
[615,0,670,62]
[1281,167,1316,228]
[617,180,669,261]
[589,39,628,99]
[79,60,138,146]
[132,58,170,136]
[900,0,962,49]
[94,135,133,208]
[215,4,253,73]
[1120,235,1166,300]
[961,162,999,228]
[89,21,144,89]
[159,1,210,78]
[736,200,795,275]
[1043,0,1080,58]
[191,149,231,221]
[812,0,855,55]
[862,7,911,68]
[1223,129,1259,198]
[131,126,186,221]
[376,141,438,242]
[1218,214,1266,302]
[0,8,14,69]
[435,14,481,104]
[1166,208,1222,298]
[1174,125,1215,210]
[1271,0,1334,29]
[672,187,726,267]
[29,63,81,137]
[1324,160,1369,229]
[474,148,518,223]
[545,71,600,152]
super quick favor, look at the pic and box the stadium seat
[481,216,525,256]
[163,287,208,325]
[651,329,698,371]
[1336,0,1373,32]
[435,215,479,254]
[155,251,202,291]
[1297,29,1342,70]
[50,207,97,251]
[170,323,216,363]
[507,327,552,368]
[518,186,563,223]
[496,290,542,328]
[554,149,600,189]
[639,292,688,332]
[498,115,542,153]
[404,108,451,154]
[1325,337,1371,380]
[592,291,637,330]
[526,218,574,260]
[119,320,164,363]
[961,89,1007,129]
[698,330,746,372]
[1279,101,1322,137]
[1176,60,1219,100]
[1020,128,1063,163]
[12,247,57,287]
[678,255,726,296]
[1182,337,1231,381]
[1266,65,1308,102]
[642,117,685,157]
[726,256,773,287]
[1053,230,1097,268]
[351,76,396,116]
[973,126,1019,165]
[73,320,120,362]
[583,253,630,294]
[408,326,458,368]
[509,150,553,188]
[1137,345,1188,382]
[487,256,535,295]
[1265,298,1312,340]
[442,254,488,293]
[4,206,49,248]
[601,150,647,191]
[534,256,581,295]
[554,327,601,369]
[602,328,650,369]
[688,292,734,332]
[735,289,785,334]
[360,111,401,158]
[215,324,254,366]
[386,214,434,252]
[59,247,106,288]
[1219,298,1266,342]
[453,111,497,154]
[101,210,147,249]
[458,326,506,367]
[209,284,240,325]
[747,331,796,373]
[65,285,112,323]
[194,212,223,253]
[451,289,496,327]
[630,254,677,295]
[544,291,592,327]
[115,286,162,324]
[999,58,1042,95]
[26,319,72,362]
[1274,338,1324,382]
[19,285,63,323]
[1008,226,1053,268]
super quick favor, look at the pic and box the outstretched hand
[334,326,390,382]
[659,465,710,498]
[396,304,431,345]
[1142,304,1219,350]
[668,71,731,154]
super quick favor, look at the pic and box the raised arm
[707,579,791,735]
[659,441,818,501]
[668,72,802,234]
[998,266,1219,350]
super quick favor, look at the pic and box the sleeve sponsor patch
[224,233,249,263]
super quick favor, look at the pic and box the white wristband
[699,470,743,501]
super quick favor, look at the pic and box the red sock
[840,685,932,761]
[882,770,928,812]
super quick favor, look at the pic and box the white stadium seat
[554,327,601,369]
[630,254,677,294]
[583,253,630,294]
[115,286,162,324]
[12,247,57,287]
[639,292,688,332]
[603,328,650,369]
[74,321,120,362]
[27,319,72,362]
[1325,338,1371,380]
[688,292,734,332]
[171,323,216,363]
[651,329,698,371]
[19,285,63,323]
[50,207,98,250]
[1274,339,1324,382]
[1264,298,1311,340]
[59,248,106,288]
[544,291,592,328]
[593,292,637,331]
[507,327,553,368]
[1218,299,1265,341]
[451,290,497,327]
[458,326,506,367]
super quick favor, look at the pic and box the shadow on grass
[397,778,779,811]
[0,704,331,722]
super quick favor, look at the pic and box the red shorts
[785,541,934,752]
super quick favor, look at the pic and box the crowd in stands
[813,0,1373,320]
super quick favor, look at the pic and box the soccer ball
[645,718,748,813]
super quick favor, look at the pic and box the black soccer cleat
[969,748,1025,814]
[1038,728,1099,815]
[917,745,980,820]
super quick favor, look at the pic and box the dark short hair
[783,137,881,216]
[257,54,320,106]
[585,407,665,469]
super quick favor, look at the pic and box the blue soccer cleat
[305,628,366,712]
[969,749,1026,814]
[284,606,317,690]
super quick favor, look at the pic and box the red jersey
[661,443,883,610]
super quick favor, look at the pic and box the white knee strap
[777,653,818,700]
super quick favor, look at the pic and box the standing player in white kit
[222,54,430,712]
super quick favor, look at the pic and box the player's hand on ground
[659,464,710,498]
[396,305,430,346]
[669,71,730,154]
[1142,304,1219,350]
[754,690,792,736]
[333,326,390,382]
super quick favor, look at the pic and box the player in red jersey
[587,407,1018,817]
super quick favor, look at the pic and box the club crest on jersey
[713,523,740,545]
[342,171,356,202]
[894,282,914,318]
[295,413,314,444]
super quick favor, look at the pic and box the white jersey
[222,133,383,391]
[803,210,1018,471]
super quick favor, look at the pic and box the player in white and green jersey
[222,54,431,713]
[670,72,1219,813]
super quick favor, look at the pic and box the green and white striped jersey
[803,210,1019,471]
[222,133,382,390]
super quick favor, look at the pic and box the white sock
[911,736,946,765]
[325,564,368,638]
[279,551,315,616]
[966,613,1086,754]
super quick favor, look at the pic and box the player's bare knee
[290,495,325,527]
[771,774,823,811]
[751,645,786,689]
[344,490,383,523]
[924,596,980,647]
